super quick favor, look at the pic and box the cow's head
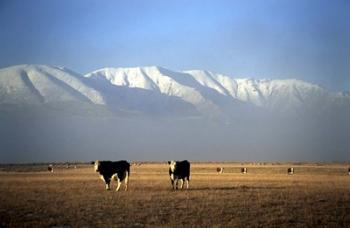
[94,160,100,172]
[168,160,176,172]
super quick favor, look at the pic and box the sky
[0,0,350,91]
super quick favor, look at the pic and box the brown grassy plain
[0,162,349,227]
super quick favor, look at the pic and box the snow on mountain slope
[184,70,233,97]
[185,70,332,111]
[234,78,330,111]
[0,65,105,105]
[86,66,349,116]
[1,64,348,118]
[86,66,224,117]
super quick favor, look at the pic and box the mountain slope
[185,70,338,112]
[1,64,349,118]
[87,66,350,117]
[86,66,227,118]
[0,65,105,106]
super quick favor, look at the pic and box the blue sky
[0,0,349,91]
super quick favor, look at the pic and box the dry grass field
[0,162,350,227]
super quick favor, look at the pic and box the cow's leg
[174,178,179,190]
[116,179,121,191]
[170,174,175,190]
[170,179,175,189]
[180,179,184,189]
[116,177,122,191]
[101,175,110,190]
[186,177,189,189]
[124,171,129,191]
[110,174,122,192]
[106,176,112,190]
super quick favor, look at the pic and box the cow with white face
[94,160,130,191]
[168,160,190,190]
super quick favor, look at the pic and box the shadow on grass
[100,185,286,193]
[177,185,286,191]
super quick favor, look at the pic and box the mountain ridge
[86,65,349,116]
[0,64,349,118]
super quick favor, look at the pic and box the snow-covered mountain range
[1,64,349,162]
[1,64,349,118]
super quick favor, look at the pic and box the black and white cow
[241,167,247,174]
[48,164,53,173]
[94,160,130,191]
[168,160,190,190]
[288,167,294,175]
[217,167,224,174]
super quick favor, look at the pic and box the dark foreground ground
[0,163,349,227]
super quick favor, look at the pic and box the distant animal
[288,167,294,175]
[241,167,247,174]
[93,160,130,191]
[48,164,53,173]
[168,160,190,190]
[348,167,350,175]
[217,167,224,174]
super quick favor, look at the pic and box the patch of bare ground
[0,163,349,227]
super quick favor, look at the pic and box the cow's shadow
[179,185,286,191]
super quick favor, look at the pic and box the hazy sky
[0,0,349,91]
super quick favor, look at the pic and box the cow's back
[175,160,190,177]
[112,160,130,175]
